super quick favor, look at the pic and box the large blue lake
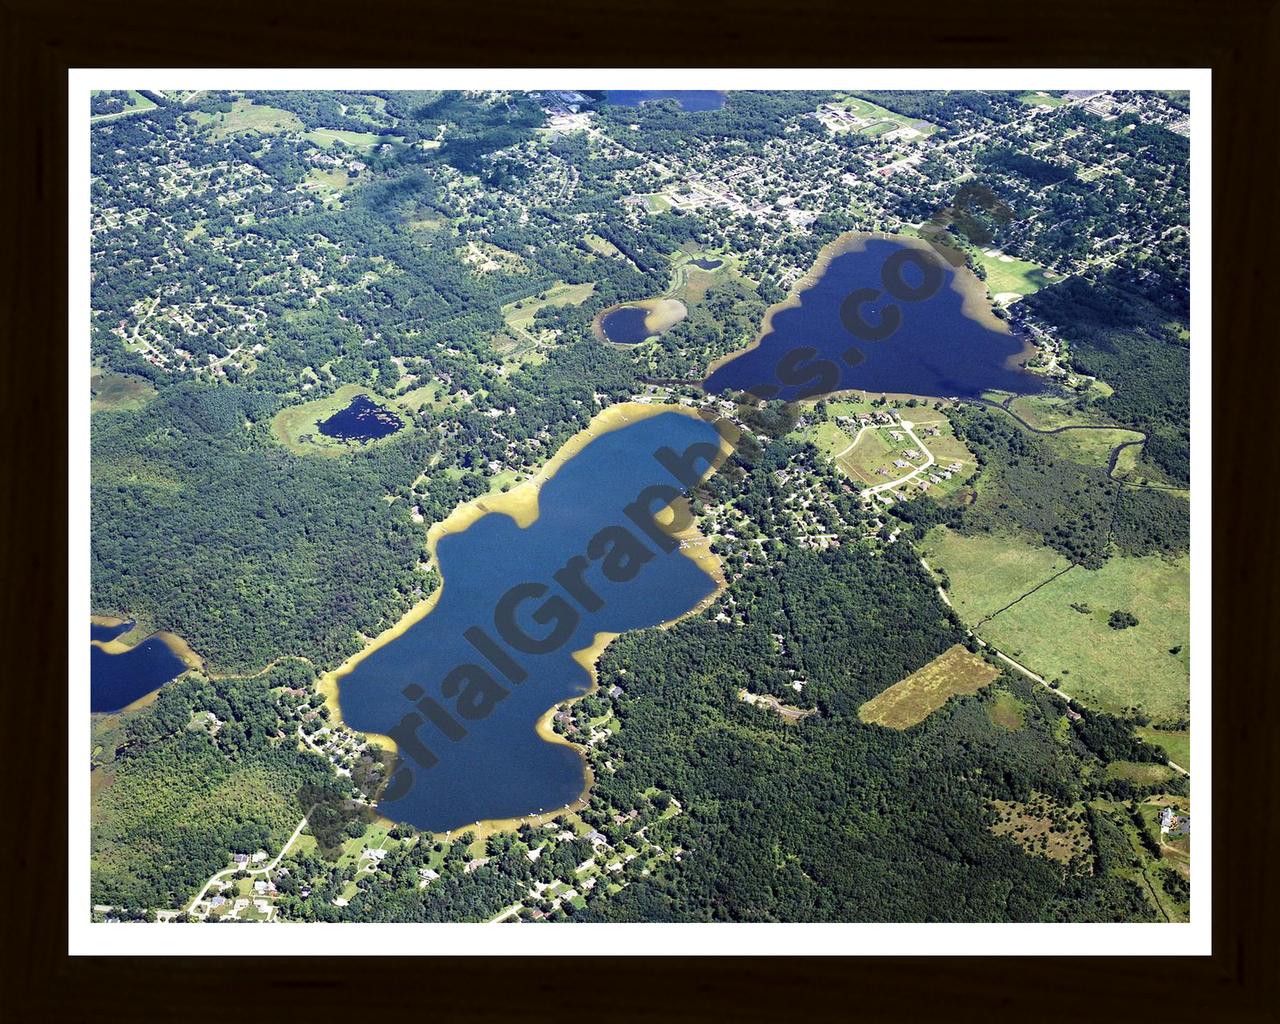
[703,238,1045,401]
[339,411,723,831]
[91,623,189,713]
[607,90,726,112]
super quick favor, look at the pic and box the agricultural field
[193,98,303,139]
[858,643,1000,729]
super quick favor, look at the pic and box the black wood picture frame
[3,0,1275,1018]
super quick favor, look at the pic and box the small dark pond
[317,395,403,442]
[690,258,723,270]
[599,306,653,345]
[91,632,189,713]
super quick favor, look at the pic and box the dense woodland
[92,660,342,909]
[1023,274,1191,486]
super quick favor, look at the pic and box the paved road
[862,420,935,496]
[183,811,311,916]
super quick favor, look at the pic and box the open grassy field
[304,128,404,153]
[1003,394,1146,470]
[91,369,156,413]
[1007,393,1108,431]
[921,526,1072,623]
[305,167,358,202]
[270,384,405,456]
[988,688,1027,731]
[973,249,1060,300]
[391,380,457,413]
[1016,91,1069,107]
[502,281,595,332]
[1105,761,1176,786]
[979,553,1190,722]
[1136,727,1190,769]
[584,234,622,258]
[859,644,1000,729]
[194,99,303,139]
[90,90,158,122]
[1043,426,1146,471]
[832,95,940,136]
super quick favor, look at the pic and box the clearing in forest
[859,644,1000,729]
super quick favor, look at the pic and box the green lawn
[1136,727,1190,770]
[972,249,1060,299]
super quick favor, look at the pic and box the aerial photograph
[86,85,1194,927]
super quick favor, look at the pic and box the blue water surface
[600,306,653,345]
[91,630,189,713]
[703,239,1045,401]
